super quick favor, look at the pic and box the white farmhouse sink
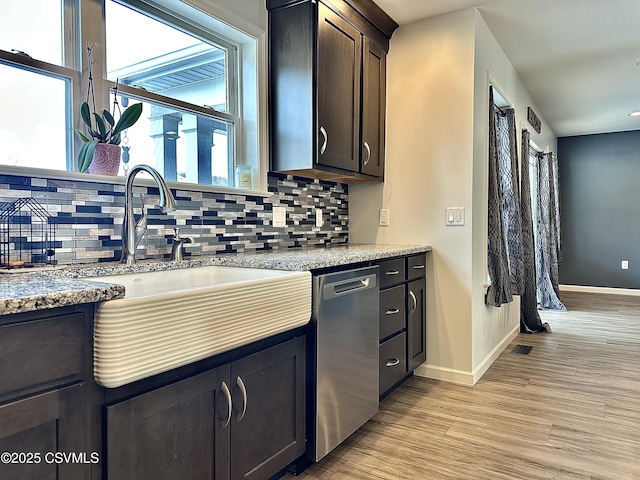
[87,266,311,388]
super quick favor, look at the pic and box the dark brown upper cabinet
[267,0,398,183]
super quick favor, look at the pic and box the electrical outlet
[273,207,286,227]
[622,260,629,270]
[379,209,390,226]
[315,208,323,227]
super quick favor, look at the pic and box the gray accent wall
[557,130,640,288]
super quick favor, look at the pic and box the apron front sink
[87,266,311,388]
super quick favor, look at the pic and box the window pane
[106,1,228,112]
[0,63,69,170]
[113,94,233,186]
[0,0,63,65]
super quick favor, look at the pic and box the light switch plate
[379,208,390,226]
[315,208,323,227]
[273,207,286,227]
[445,207,465,226]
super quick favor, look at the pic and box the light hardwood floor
[286,292,640,479]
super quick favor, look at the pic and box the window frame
[0,0,268,194]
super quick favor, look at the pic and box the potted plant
[76,43,143,175]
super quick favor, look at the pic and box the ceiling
[372,0,640,137]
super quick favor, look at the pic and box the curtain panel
[532,151,566,311]
[520,130,551,332]
[486,87,523,307]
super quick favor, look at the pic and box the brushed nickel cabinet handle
[385,308,400,315]
[385,270,400,275]
[412,264,425,269]
[220,381,232,429]
[363,141,371,165]
[409,290,417,314]
[385,358,400,367]
[236,376,247,422]
[319,126,328,155]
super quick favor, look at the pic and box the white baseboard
[414,363,475,386]
[414,324,520,386]
[560,284,640,296]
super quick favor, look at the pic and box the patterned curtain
[520,131,552,332]
[531,150,566,311]
[486,87,523,307]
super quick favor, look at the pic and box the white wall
[350,8,477,382]
[350,7,558,385]
[471,10,557,372]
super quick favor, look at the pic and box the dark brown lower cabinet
[106,368,227,480]
[407,278,427,372]
[0,383,91,480]
[104,336,306,480]
[376,253,427,398]
[0,306,93,480]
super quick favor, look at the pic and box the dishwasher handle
[323,273,377,300]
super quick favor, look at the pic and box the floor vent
[511,345,533,355]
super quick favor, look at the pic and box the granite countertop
[0,244,431,316]
[0,274,125,316]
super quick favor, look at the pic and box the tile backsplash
[0,172,349,265]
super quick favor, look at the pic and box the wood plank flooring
[286,291,640,479]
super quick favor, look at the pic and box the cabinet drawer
[379,332,407,396]
[378,257,405,288]
[407,253,427,281]
[379,284,405,340]
[0,312,88,400]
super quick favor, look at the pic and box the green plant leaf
[93,113,108,138]
[77,140,98,173]
[87,126,101,140]
[112,103,143,138]
[103,110,115,127]
[75,131,91,143]
[80,102,92,128]
[110,133,121,145]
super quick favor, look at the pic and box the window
[0,0,67,67]
[0,0,75,170]
[0,0,264,191]
[0,63,71,170]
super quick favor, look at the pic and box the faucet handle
[170,227,193,261]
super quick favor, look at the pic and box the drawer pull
[385,358,400,367]
[385,308,400,315]
[363,141,371,165]
[409,290,417,314]
[319,126,328,155]
[236,376,247,422]
[220,381,232,429]
[412,264,425,269]
[384,270,400,275]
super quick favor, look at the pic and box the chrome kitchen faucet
[121,165,176,264]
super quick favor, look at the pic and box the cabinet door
[407,279,427,371]
[361,37,386,178]
[229,337,305,480]
[0,384,89,480]
[317,2,361,172]
[105,368,230,480]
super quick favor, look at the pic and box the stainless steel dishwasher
[311,265,379,461]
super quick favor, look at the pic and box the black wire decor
[0,198,56,268]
